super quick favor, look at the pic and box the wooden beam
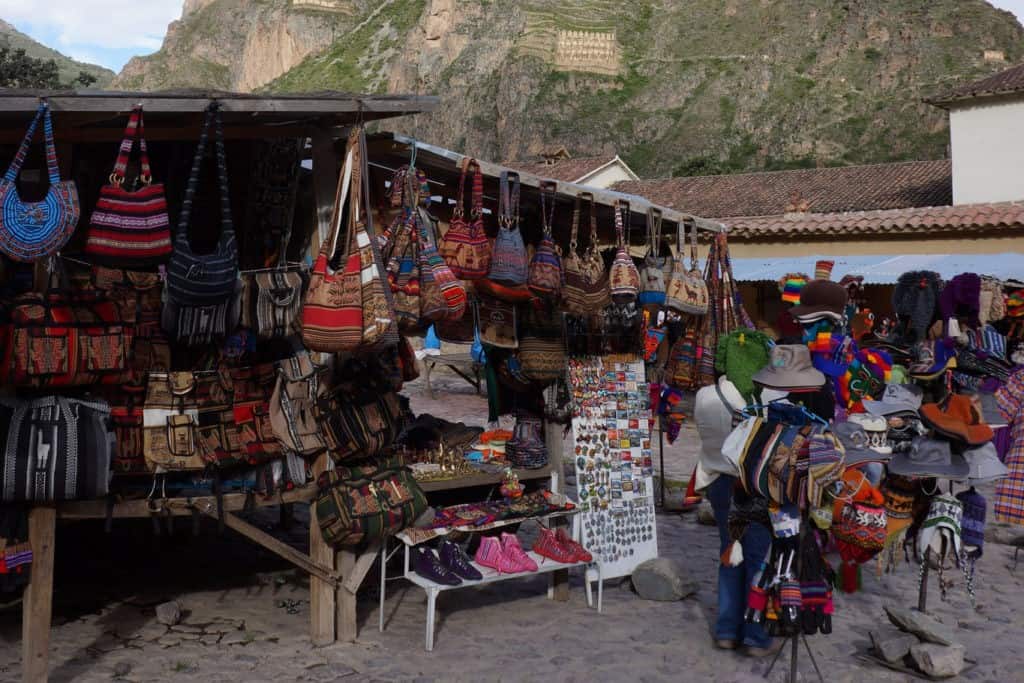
[22,506,56,683]
[342,542,381,595]
[205,510,341,589]
[0,124,325,145]
[336,549,358,642]
[57,486,315,520]
[309,459,336,645]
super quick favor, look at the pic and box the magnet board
[568,355,659,581]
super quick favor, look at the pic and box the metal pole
[789,634,799,683]
[658,423,666,508]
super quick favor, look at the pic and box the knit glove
[799,580,828,635]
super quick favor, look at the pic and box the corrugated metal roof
[731,253,1024,284]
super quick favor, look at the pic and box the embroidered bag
[194,369,242,468]
[108,397,147,475]
[0,101,79,262]
[240,267,306,339]
[609,201,640,304]
[418,206,467,320]
[231,364,282,466]
[487,171,527,285]
[142,372,204,472]
[440,158,490,279]
[639,208,666,306]
[315,388,404,463]
[84,105,172,266]
[527,180,564,300]
[90,265,169,385]
[163,104,240,346]
[476,295,518,348]
[270,350,330,459]
[301,131,363,352]
[562,191,609,316]
[381,200,422,333]
[666,219,708,315]
[0,396,112,502]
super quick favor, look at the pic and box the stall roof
[368,133,726,236]
[731,253,1024,284]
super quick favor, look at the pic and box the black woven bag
[163,104,240,345]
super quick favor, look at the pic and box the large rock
[155,601,182,627]
[910,643,966,678]
[884,605,958,646]
[870,626,918,664]
[631,558,698,602]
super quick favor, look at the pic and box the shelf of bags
[416,464,554,493]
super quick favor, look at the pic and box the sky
[0,0,1023,74]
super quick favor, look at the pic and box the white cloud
[0,1,183,53]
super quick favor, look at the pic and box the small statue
[500,468,524,499]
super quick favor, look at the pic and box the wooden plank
[309,453,337,645]
[22,506,56,683]
[0,124,324,145]
[342,542,382,595]
[417,465,554,493]
[206,511,341,588]
[57,485,316,520]
[336,549,358,642]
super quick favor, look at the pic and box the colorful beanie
[815,260,835,281]
[779,273,810,305]
[837,348,893,410]
[956,489,986,558]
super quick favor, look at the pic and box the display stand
[763,634,825,683]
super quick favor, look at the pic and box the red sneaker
[533,526,578,564]
[556,527,593,563]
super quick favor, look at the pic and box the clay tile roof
[612,160,951,219]
[928,62,1024,106]
[508,154,620,183]
[721,202,1024,239]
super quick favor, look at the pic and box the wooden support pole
[342,541,382,595]
[22,506,56,683]
[546,418,570,602]
[336,549,358,642]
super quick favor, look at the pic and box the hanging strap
[321,133,357,264]
[176,103,234,250]
[470,160,483,219]
[583,192,598,251]
[499,170,520,232]
[570,193,582,253]
[453,157,470,218]
[646,207,662,259]
[5,100,60,185]
[110,105,153,186]
[539,180,557,238]
[688,220,700,270]
[614,200,630,247]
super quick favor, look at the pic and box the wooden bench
[422,352,483,399]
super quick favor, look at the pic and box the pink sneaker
[500,533,538,572]
[475,535,514,574]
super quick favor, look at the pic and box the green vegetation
[0,48,97,89]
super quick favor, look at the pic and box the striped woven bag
[528,180,563,301]
[440,158,491,279]
[0,101,79,263]
[487,171,527,285]
[418,206,467,320]
[162,104,240,346]
[562,191,610,316]
[85,105,171,267]
[609,201,640,304]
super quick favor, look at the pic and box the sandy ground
[2,363,1024,682]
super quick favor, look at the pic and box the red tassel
[840,561,859,593]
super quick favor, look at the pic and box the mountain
[113,0,1024,177]
[0,19,114,87]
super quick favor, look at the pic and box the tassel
[721,540,744,567]
[840,561,860,593]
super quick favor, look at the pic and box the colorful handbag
[638,208,666,306]
[418,206,467,320]
[440,158,490,279]
[528,180,563,300]
[108,398,147,475]
[0,101,79,263]
[271,350,330,459]
[487,171,528,285]
[609,201,640,305]
[163,105,240,346]
[314,458,428,547]
[142,372,204,472]
[231,364,282,466]
[665,219,708,315]
[84,105,172,267]
[301,130,363,352]
[0,396,112,502]
[519,336,565,384]
[381,208,422,333]
[194,369,242,468]
[315,388,403,463]
[562,191,610,316]
[240,267,306,339]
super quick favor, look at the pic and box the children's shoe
[439,540,483,581]
[555,527,593,563]
[500,533,538,572]
[533,527,578,564]
[474,535,512,574]
[411,546,462,586]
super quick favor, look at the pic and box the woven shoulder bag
[528,180,564,301]
[608,201,640,304]
[440,158,491,279]
[0,101,79,262]
[487,171,527,285]
[85,105,172,267]
[163,104,240,346]
[418,205,467,320]
[665,219,708,315]
[562,192,610,316]
[638,207,666,306]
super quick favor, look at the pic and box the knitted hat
[1006,288,1024,318]
[939,272,982,331]
[715,329,773,401]
[779,273,810,305]
[807,432,844,508]
[790,280,848,320]
[916,493,963,564]
[881,475,917,542]
[840,274,865,294]
[956,489,986,558]
[807,331,854,380]
[892,271,942,343]
[814,260,835,281]
[837,348,892,410]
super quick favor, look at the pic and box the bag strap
[110,105,153,187]
[453,157,470,218]
[499,170,520,232]
[5,100,60,185]
[470,160,483,220]
[321,132,357,263]
[688,220,699,270]
[539,180,557,238]
[570,193,582,253]
[176,104,234,249]
[614,200,630,248]
[646,207,662,259]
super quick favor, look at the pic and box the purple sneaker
[438,540,483,581]
[412,546,462,586]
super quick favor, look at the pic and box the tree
[0,48,97,89]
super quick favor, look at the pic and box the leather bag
[440,158,490,279]
[665,219,708,315]
[608,201,640,305]
[85,105,172,267]
[143,371,204,472]
[562,191,610,316]
[0,101,79,263]
[528,180,563,301]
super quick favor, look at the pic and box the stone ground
[2,364,1024,682]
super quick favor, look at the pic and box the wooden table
[422,352,483,399]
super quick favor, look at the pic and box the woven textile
[527,182,563,300]
[439,159,490,279]
[995,368,1024,525]
[609,201,640,304]
[562,191,610,316]
[488,171,528,285]
[0,102,79,262]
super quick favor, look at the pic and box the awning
[730,253,1024,284]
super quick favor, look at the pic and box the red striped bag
[85,105,172,267]
[440,158,490,279]
[301,136,363,352]
[418,206,467,320]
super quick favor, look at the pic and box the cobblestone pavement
[2,365,1022,682]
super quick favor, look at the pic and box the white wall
[576,160,637,189]
[950,98,1024,205]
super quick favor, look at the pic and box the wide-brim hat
[920,394,994,446]
[888,436,969,479]
[960,442,1009,484]
[908,339,957,380]
[863,383,924,417]
[789,280,849,318]
[834,421,891,464]
[752,344,826,391]
[847,413,893,455]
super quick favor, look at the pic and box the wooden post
[336,549,358,642]
[309,453,336,646]
[22,506,56,683]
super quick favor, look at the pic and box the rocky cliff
[114,0,1024,176]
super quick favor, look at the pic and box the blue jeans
[706,475,772,648]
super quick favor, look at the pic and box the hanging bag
[609,201,640,304]
[0,101,79,262]
[270,350,330,459]
[163,104,240,346]
[85,105,172,266]
[665,220,708,315]
[241,267,306,339]
[487,171,528,285]
[143,371,204,472]
[381,185,423,333]
[638,208,666,306]
[440,158,491,279]
[562,191,610,316]
[301,133,363,352]
[418,206,467,320]
[528,180,564,300]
